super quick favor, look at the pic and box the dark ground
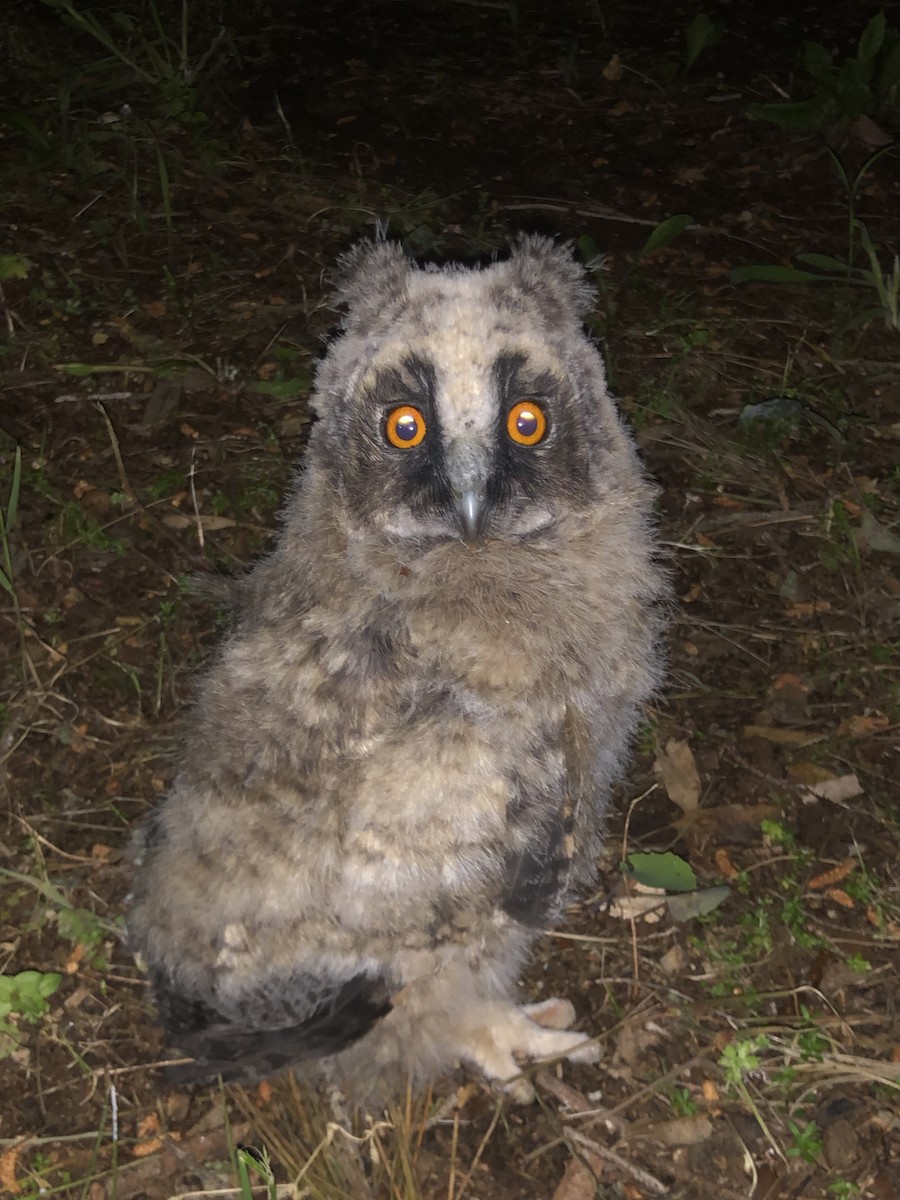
[1,1,899,1197]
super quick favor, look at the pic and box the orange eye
[506,400,547,446]
[385,405,427,449]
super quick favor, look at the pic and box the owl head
[310,236,639,550]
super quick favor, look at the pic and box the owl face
[313,239,617,549]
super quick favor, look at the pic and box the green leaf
[730,264,823,284]
[0,255,34,283]
[576,234,602,268]
[794,252,852,272]
[251,375,312,401]
[747,98,828,130]
[801,40,833,77]
[858,10,886,63]
[626,851,697,892]
[667,885,731,922]
[684,13,721,73]
[639,214,693,258]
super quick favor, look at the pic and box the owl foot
[521,996,577,1030]
[457,999,598,1104]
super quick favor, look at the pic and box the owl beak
[455,489,485,545]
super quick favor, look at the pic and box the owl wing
[500,703,592,927]
[153,964,394,1085]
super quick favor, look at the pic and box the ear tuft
[506,235,595,320]
[329,240,411,328]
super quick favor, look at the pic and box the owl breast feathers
[128,236,668,1101]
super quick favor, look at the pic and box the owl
[128,235,667,1103]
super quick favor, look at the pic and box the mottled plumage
[128,236,667,1101]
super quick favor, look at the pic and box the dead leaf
[714,848,739,880]
[837,713,890,738]
[552,1154,603,1200]
[674,166,707,186]
[825,888,855,908]
[849,114,893,148]
[654,738,701,813]
[161,513,238,531]
[602,54,623,81]
[787,761,834,786]
[659,944,688,975]
[608,887,666,922]
[784,599,831,618]
[769,673,811,726]
[614,1018,662,1069]
[743,724,824,746]
[626,1114,713,1146]
[667,885,730,922]
[855,510,900,554]
[801,774,863,804]
[141,381,182,428]
[677,803,779,843]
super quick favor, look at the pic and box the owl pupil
[396,415,418,440]
[516,410,538,437]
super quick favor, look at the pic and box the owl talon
[456,1001,598,1102]
[521,997,577,1030]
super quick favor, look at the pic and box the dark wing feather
[154,970,394,1085]
[501,704,594,926]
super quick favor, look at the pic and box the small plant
[578,212,694,318]
[680,13,722,79]
[669,1085,698,1117]
[828,1181,861,1199]
[39,0,227,122]
[0,970,62,1053]
[236,1145,278,1200]
[786,1117,824,1163]
[749,10,900,131]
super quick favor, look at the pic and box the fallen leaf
[614,1017,662,1069]
[837,713,890,738]
[825,888,855,908]
[849,113,893,147]
[855,510,900,554]
[608,889,666,922]
[161,513,238,531]
[658,944,688,975]
[784,599,831,618]
[654,738,701,812]
[801,774,863,804]
[667,885,730,922]
[787,761,834,786]
[743,724,825,746]
[602,54,623,81]
[673,166,707,186]
[714,848,739,880]
[677,803,779,843]
[552,1154,603,1200]
[137,1114,159,1138]
[627,1114,713,1146]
